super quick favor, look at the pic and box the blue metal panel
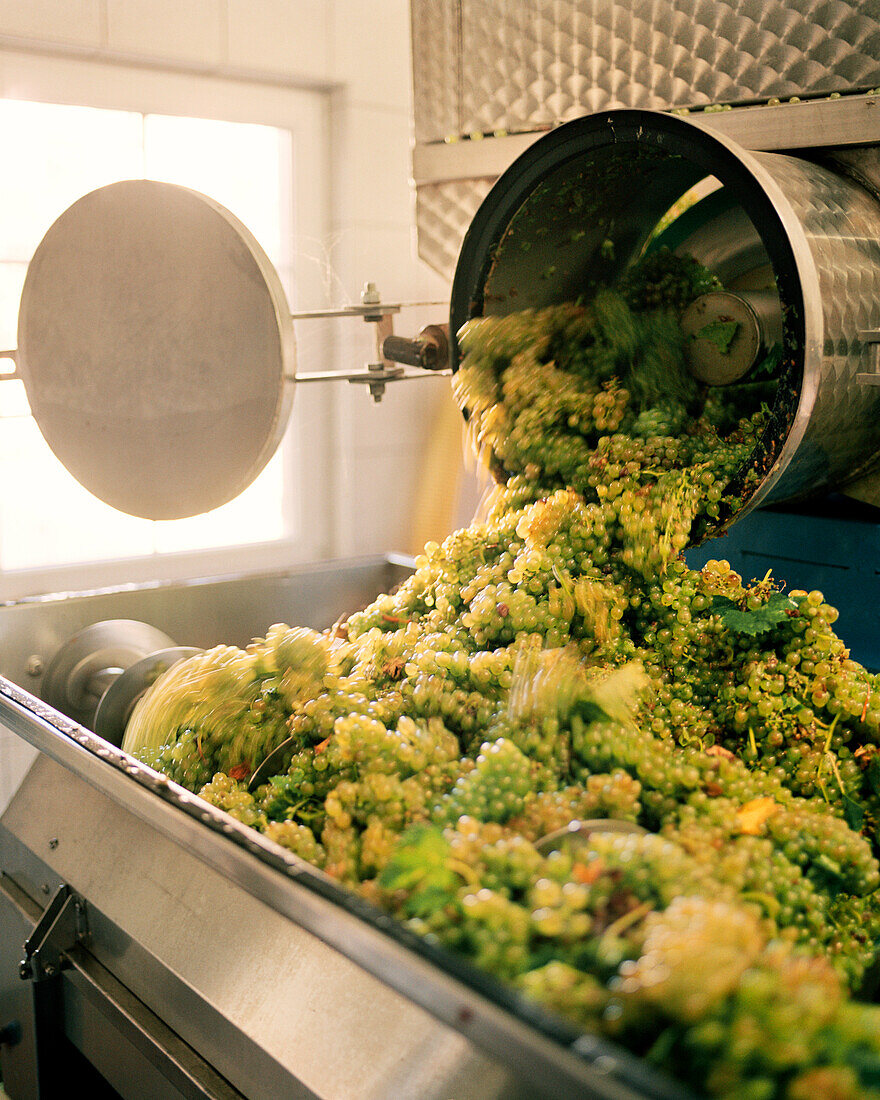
[685,504,880,671]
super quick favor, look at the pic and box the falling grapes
[128,249,880,1100]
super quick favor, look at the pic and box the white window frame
[0,49,334,602]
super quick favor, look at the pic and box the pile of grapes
[125,251,880,1100]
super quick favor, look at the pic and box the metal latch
[19,884,88,983]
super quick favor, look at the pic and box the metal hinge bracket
[18,884,88,983]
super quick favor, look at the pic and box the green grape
[516,962,606,1031]
[607,895,766,1024]
[507,771,641,840]
[263,820,326,867]
[435,738,533,825]
[197,772,265,829]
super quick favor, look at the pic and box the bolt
[367,362,385,403]
[18,960,31,981]
[592,1055,617,1075]
[41,884,50,895]
[361,281,380,305]
[48,837,59,850]
[25,655,43,677]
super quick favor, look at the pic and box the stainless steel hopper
[447,108,880,525]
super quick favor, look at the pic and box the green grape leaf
[263,774,323,826]
[709,592,797,636]
[379,823,459,916]
[579,700,617,727]
[263,773,300,814]
[750,341,783,380]
[708,596,738,611]
[694,319,739,354]
[814,853,846,883]
[843,794,866,833]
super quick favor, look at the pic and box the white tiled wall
[0,0,329,79]
[228,0,331,80]
[324,0,464,557]
[331,0,414,110]
[0,1,104,46]
[106,0,226,65]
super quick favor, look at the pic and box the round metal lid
[17,180,295,520]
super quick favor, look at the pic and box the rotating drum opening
[449,109,880,534]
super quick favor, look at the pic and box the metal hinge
[18,884,88,983]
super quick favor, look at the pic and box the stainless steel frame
[414,96,880,190]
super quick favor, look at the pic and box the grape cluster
[434,738,533,825]
[132,250,880,1100]
[507,771,641,840]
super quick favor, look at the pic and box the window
[0,90,326,600]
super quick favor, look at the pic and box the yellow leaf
[736,797,779,835]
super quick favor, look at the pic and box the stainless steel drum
[449,109,880,523]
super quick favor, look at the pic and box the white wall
[322,1,468,558]
[0,0,471,562]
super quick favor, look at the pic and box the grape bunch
[128,250,880,1100]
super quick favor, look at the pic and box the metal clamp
[19,884,88,983]
[856,330,880,385]
[293,282,449,401]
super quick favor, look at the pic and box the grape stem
[447,857,482,887]
[601,900,653,940]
